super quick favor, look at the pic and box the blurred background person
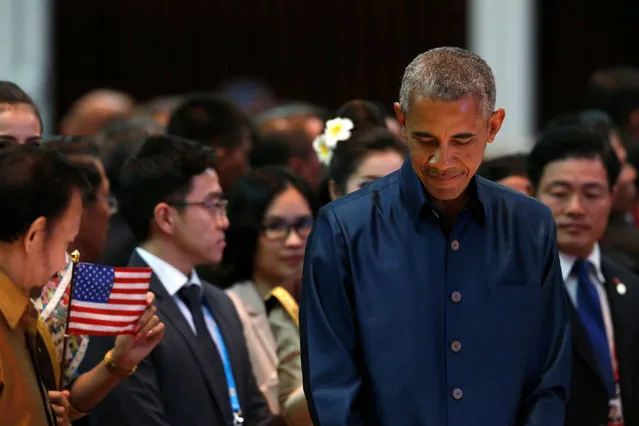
[585,67,639,149]
[545,110,639,274]
[167,94,254,192]
[59,89,136,137]
[254,103,327,144]
[97,116,165,267]
[477,154,533,196]
[133,94,184,128]
[527,125,639,426]
[217,78,278,117]
[318,127,407,206]
[43,139,114,264]
[0,81,44,146]
[336,99,387,131]
[250,129,322,191]
[221,166,314,425]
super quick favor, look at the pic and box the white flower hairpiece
[312,117,354,165]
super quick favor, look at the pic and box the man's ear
[487,109,506,143]
[153,202,178,236]
[393,102,406,127]
[23,216,47,255]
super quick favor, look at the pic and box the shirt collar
[399,158,488,227]
[135,247,201,297]
[0,269,31,330]
[559,243,606,283]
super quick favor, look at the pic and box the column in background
[0,0,53,134]
[468,0,536,158]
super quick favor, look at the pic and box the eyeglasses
[262,217,313,240]
[168,199,228,219]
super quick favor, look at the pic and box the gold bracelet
[104,349,137,378]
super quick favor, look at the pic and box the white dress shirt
[136,247,223,353]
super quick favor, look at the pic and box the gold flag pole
[59,250,80,390]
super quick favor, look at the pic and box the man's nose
[429,145,452,168]
[566,194,586,215]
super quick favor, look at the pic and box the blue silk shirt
[300,159,571,426]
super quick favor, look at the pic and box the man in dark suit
[529,125,639,426]
[80,135,273,425]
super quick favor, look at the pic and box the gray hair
[399,47,496,117]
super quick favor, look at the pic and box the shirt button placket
[452,388,463,400]
[448,238,463,409]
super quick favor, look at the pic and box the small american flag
[68,263,152,336]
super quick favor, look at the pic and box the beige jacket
[267,298,312,426]
[226,281,280,414]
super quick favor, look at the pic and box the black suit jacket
[601,213,639,275]
[565,255,639,426]
[79,251,273,426]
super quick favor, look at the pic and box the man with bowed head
[300,47,571,426]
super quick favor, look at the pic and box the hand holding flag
[66,262,165,372]
[110,291,165,371]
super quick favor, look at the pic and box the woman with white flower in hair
[314,115,408,206]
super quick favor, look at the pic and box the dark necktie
[574,259,616,397]
[177,284,225,369]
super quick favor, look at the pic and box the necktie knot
[178,283,202,310]
[572,258,592,278]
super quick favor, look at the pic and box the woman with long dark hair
[221,166,314,425]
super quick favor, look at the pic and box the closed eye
[415,138,437,146]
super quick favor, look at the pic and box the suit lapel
[567,296,610,392]
[601,259,634,409]
[128,251,232,422]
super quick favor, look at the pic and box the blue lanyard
[203,308,243,423]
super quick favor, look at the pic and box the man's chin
[423,182,467,202]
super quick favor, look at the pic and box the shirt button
[451,340,462,353]
[451,240,460,251]
[451,291,462,303]
[452,388,464,400]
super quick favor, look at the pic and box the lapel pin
[614,278,627,296]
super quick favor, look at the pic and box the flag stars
[71,263,115,303]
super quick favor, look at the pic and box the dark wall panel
[538,0,639,129]
[53,0,467,127]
